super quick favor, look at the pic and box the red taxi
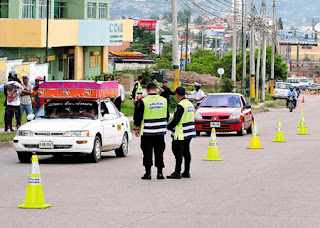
[195,93,254,136]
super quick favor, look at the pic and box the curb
[0,141,13,147]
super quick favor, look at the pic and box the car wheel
[115,133,128,157]
[237,121,245,136]
[89,136,102,163]
[17,152,32,163]
[196,131,201,136]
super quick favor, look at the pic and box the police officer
[134,82,169,180]
[167,87,196,179]
[131,75,144,104]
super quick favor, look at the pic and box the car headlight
[195,112,202,119]
[63,131,89,137]
[229,112,240,119]
[16,130,34,137]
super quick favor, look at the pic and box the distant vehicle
[14,99,132,163]
[287,77,309,89]
[273,82,290,99]
[194,93,254,136]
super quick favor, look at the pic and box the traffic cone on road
[298,110,304,128]
[203,128,223,161]
[297,114,309,135]
[18,154,51,209]
[273,118,286,142]
[302,95,305,103]
[247,121,264,149]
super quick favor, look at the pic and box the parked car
[13,99,132,163]
[273,82,290,99]
[194,93,253,136]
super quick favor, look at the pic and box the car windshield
[276,83,290,89]
[36,100,98,120]
[200,95,241,108]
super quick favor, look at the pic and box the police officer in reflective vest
[131,75,144,104]
[134,82,169,180]
[167,87,196,179]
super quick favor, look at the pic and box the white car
[13,99,132,163]
[273,82,290,99]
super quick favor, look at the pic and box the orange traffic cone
[18,154,51,209]
[302,96,305,103]
[203,128,223,161]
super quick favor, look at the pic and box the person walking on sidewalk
[167,86,196,179]
[134,82,169,180]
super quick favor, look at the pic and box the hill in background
[110,0,320,28]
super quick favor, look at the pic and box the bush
[169,96,179,111]
[219,78,235,92]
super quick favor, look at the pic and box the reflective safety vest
[172,99,196,140]
[141,95,168,136]
[135,81,143,100]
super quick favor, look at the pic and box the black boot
[157,168,164,180]
[182,172,191,178]
[141,167,151,180]
[166,172,181,179]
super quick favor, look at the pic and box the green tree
[150,14,160,20]
[278,17,284,30]
[220,78,235,92]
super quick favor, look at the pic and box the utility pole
[261,0,267,101]
[215,38,218,57]
[241,0,247,94]
[231,0,237,87]
[172,0,179,89]
[250,0,255,100]
[256,30,261,100]
[45,0,50,63]
[185,18,189,71]
[271,0,276,96]
[201,20,204,50]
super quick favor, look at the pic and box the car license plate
[39,141,54,149]
[210,122,221,128]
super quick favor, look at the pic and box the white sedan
[13,99,132,163]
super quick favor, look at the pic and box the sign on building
[78,20,123,46]
[139,20,157,30]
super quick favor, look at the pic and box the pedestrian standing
[4,73,24,132]
[114,78,125,111]
[134,82,169,180]
[20,75,33,121]
[32,76,46,114]
[160,80,175,106]
[167,86,196,179]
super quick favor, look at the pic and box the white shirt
[191,89,205,101]
[117,84,125,102]
[5,81,24,106]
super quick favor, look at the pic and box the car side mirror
[244,105,252,109]
[27,114,35,121]
[102,114,112,121]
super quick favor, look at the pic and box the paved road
[1,95,319,228]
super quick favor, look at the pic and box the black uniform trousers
[114,96,122,111]
[140,135,165,168]
[172,138,192,173]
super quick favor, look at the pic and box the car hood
[19,119,96,132]
[197,107,241,116]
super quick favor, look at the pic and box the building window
[99,3,107,19]
[22,0,35,18]
[39,0,51,19]
[0,0,8,18]
[54,2,67,19]
[87,2,96,19]
[90,51,101,68]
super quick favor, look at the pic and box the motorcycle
[287,95,295,112]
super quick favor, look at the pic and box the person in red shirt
[32,76,46,114]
